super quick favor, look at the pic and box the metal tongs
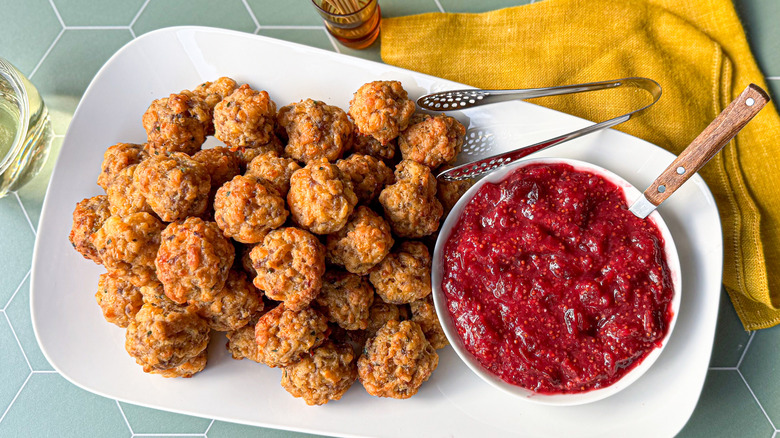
[416,77,662,181]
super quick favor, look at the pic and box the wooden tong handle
[645,84,770,206]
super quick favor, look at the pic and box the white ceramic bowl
[431,157,682,406]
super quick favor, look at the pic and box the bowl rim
[431,157,682,406]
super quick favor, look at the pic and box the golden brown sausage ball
[369,241,432,304]
[213,84,277,149]
[190,77,238,111]
[287,158,357,235]
[233,136,284,172]
[150,350,207,378]
[125,303,210,372]
[365,298,405,337]
[398,113,465,169]
[249,227,325,311]
[105,164,154,217]
[97,143,146,190]
[410,295,448,349]
[143,92,210,156]
[69,195,111,264]
[315,271,374,331]
[254,305,329,367]
[192,146,241,190]
[95,271,144,328]
[378,160,443,238]
[281,341,357,405]
[325,206,393,275]
[133,153,211,222]
[138,280,188,313]
[278,98,352,163]
[93,212,164,283]
[436,166,473,216]
[357,320,438,399]
[244,151,301,197]
[226,319,262,362]
[155,217,234,304]
[214,175,288,244]
[336,154,394,205]
[349,81,416,145]
[350,126,396,162]
[193,270,263,331]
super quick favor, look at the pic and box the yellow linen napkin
[381,0,780,330]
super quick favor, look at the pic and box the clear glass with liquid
[0,57,53,198]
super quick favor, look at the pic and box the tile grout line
[433,0,445,13]
[737,369,776,430]
[30,370,58,374]
[13,192,37,235]
[129,0,152,28]
[259,25,324,29]
[132,434,205,437]
[323,28,342,54]
[116,400,134,435]
[65,26,131,30]
[2,312,34,372]
[767,77,779,80]
[29,27,64,80]
[203,419,215,435]
[240,0,260,31]
[708,367,737,371]
[46,0,65,27]
[736,331,756,369]
[2,270,30,312]
[0,373,32,425]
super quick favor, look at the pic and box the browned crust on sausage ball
[193,270,263,331]
[348,81,416,145]
[349,126,396,162]
[326,206,394,275]
[287,158,357,235]
[254,305,329,367]
[214,175,288,244]
[95,271,145,328]
[378,160,442,238]
[336,154,394,205]
[192,146,241,190]
[190,77,239,111]
[410,295,448,349]
[357,320,438,399]
[233,136,284,172]
[315,271,374,331]
[278,98,352,163]
[214,84,277,149]
[365,298,405,337]
[97,143,147,189]
[244,151,301,197]
[70,195,111,264]
[155,217,234,304]
[249,227,325,311]
[133,153,211,222]
[106,164,154,217]
[398,113,465,169]
[143,92,210,156]
[150,349,208,378]
[281,341,357,405]
[93,212,164,282]
[436,165,473,216]
[369,241,432,304]
[138,280,188,313]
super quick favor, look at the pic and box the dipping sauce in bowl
[434,158,680,404]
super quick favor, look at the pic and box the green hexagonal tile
[437,0,533,13]
[767,79,780,105]
[207,420,323,438]
[118,402,211,434]
[17,137,62,231]
[677,369,774,437]
[0,196,35,308]
[0,0,62,76]
[734,0,780,77]
[132,0,256,37]
[246,0,322,26]
[256,28,336,52]
[0,373,130,437]
[52,0,146,26]
[31,29,133,97]
[5,275,54,371]
[739,324,780,427]
[336,39,382,63]
[0,315,31,417]
[710,287,751,367]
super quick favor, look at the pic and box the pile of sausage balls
[69,78,471,405]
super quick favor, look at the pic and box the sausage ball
[287,158,358,235]
[133,152,211,222]
[139,280,188,313]
[436,166,473,216]
[278,98,352,163]
[369,241,432,304]
[233,136,284,172]
[357,320,438,399]
[249,227,325,311]
[93,212,164,284]
[213,84,277,149]
[97,143,146,190]
[151,350,207,378]
[125,303,210,372]
[191,77,238,111]
[348,81,416,145]
[155,217,234,304]
[69,195,111,264]
[95,271,145,328]
[326,206,394,275]
[314,271,374,331]
[214,175,288,244]
[192,146,241,191]
[244,151,301,197]
[365,298,406,337]
[410,295,448,349]
[350,126,396,162]
[379,160,443,238]
[105,164,154,217]
[143,92,210,156]
[193,270,263,331]
[226,315,262,362]
[254,305,329,367]
[398,113,465,169]
[336,154,394,205]
[281,341,357,405]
